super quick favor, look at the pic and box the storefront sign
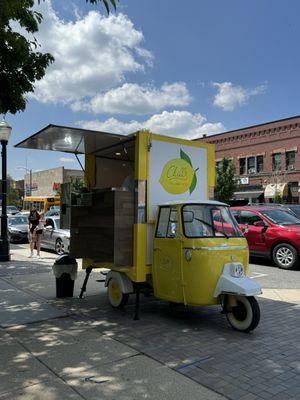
[240,177,249,185]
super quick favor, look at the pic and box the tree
[7,176,21,206]
[214,158,235,204]
[0,0,118,115]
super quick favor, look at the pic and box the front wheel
[226,296,260,333]
[107,278,129,308]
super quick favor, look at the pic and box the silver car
[41,216,70,255]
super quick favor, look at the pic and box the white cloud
[25,1,153,105]
[213,82,266,111]
[77,110,225,139]
[59,157,75,163]
[72,82,191,114]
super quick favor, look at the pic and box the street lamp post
[18,166,32,196]
[0,119,12,261]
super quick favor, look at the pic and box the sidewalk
[0,246,225,400]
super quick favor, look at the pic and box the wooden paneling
[70,189,134,266]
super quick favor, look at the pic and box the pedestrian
[35,212,45,258]
[28,208,44,258]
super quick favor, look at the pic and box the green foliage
[70,176,85,195]
[7,176,20,206]
[0,0,118,115]
[214,158,235,204]
[274,190,282,204]
[0,0,54,114]
[86,0,118,13]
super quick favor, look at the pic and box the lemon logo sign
[159,149,199,195]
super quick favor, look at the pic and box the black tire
[226,296,260,333]
[272,243,298,270]
[107,278,129,308]
[55,239,65,255]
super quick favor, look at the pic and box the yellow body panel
[181,238,248,305]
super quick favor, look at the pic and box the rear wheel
[55,239,65,255]
[226,296,260,333]
[272,243,298,270]
[107,278,129,308]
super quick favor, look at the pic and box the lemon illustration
[159,158,195,194]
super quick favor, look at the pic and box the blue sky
[7,0,300,179]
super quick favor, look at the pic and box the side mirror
[45,225,53,231]
[253,221,266,227]
[243,223,249,234]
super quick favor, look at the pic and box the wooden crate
[70,189,134,266]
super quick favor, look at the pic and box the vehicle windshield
[7,206,18,212]
[287,205,300,217]
[260,209,300,225]
[182,204,243,238]
[9,216,28,225]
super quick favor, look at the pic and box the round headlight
[230,263,244,278]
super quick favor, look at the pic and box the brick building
[199,115,300,204]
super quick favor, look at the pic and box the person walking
[28,208,44,258]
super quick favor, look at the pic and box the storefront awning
[15,124,135,160]
[264,183,288,199]
[234,190,263,200]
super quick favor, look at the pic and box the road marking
[250,272,268,279]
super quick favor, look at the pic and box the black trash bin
[52,255,78,298]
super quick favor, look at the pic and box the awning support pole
[75,153,85,173]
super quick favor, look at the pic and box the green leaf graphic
[189,172,197,194]
[180,149,192,166]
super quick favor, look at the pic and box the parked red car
[231,206,300,270]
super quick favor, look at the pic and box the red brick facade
[199,115,300,203]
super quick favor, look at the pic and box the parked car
[41,216,70,255]
[8,215,29,243]
[248,203,300,218]
[231,206,300,270]
[0,206,21,216]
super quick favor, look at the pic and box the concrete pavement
[0,245,226,400]
[0,244,300,399]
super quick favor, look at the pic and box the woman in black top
[28,209,42,258]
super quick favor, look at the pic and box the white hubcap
[276,247,293,266]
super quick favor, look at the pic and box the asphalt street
[249,256,300,289]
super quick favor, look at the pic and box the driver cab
[152,201,247,305]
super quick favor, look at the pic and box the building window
[286,151,295,171]
[257,155,264,173]
[239,158,246,175]
[247,157,255,174]
[272,153,281,171]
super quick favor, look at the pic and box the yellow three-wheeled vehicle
[106,200,262,333]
